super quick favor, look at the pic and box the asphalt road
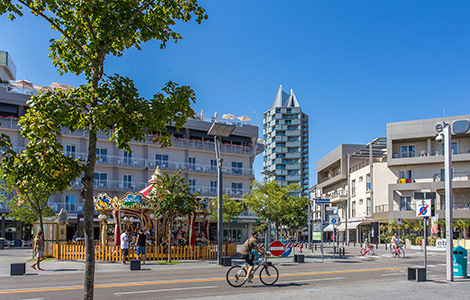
[0,250,467,300]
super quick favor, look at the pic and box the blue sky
[1,1,470,185]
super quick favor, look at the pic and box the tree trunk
[167,222,172,263]
[82,130,98,300]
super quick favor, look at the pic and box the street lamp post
[208,122,235,265]
[260,169,276,246]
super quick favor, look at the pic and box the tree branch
[120,0,154,30]
[17,0,93,63]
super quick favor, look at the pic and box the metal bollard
[342,247,345,256]
[385,243,387,250]
[376,244,378,249]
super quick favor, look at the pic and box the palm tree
[437,219,446,239]
[388,221,398,233]
[454,219,467,239]
[402,219,412,235]
[412,220,424,236]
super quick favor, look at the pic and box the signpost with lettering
[315,199,330,261]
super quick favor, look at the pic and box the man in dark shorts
[239,231,268,282]
[136,229,147,264]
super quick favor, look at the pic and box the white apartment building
[314,115,470,243]
[0,51,263,243]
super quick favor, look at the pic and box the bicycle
[226,254,279,287]
[391,245,405,258]
[360,245,374,256]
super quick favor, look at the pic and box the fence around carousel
[52,242,237,262]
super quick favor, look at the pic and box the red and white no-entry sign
[270,241,285,257]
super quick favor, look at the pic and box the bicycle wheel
[368,249,375,256]
[226,266,247,287]
[259,265,279,286]
[398,248,405,259]
[360,248,365,256]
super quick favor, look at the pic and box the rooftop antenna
[442,107,445,118]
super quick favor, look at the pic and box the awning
[138,185,153,197]
[323,221,363,232]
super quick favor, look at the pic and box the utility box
[130,259,141,271]
[453,246,467,279]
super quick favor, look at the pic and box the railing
[52,242,237,261]
[327,190,348,200]
[433,172,470,182]
[375,204,388,213]
[3,117,255,157]
[62,151,254,177]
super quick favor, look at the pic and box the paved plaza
[1,245,468,299]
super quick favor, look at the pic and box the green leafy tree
[245,181,301,240]
[148,170,199,262]
[2,197,55,226]
[412,220,424,236]
[281,195,308,239]
[0,115,82,234]
[211,194,245,242]
[0,1,207,299]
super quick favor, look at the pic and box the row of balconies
[11,147,254,177]
[0,117,256,156]
[72,179,251,197]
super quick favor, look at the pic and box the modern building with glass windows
[263,85,309,194]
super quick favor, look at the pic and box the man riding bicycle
[391,233,401,251]
[239,231,268,283]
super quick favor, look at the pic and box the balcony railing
[375,204,388,213]
[434,172,470,182]
[62,151,254,177]
[3,117,255,156]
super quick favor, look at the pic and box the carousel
[93,167,213,248]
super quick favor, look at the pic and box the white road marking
[282,276,346,284]
[20,298,44,300]
[113,285,218,296]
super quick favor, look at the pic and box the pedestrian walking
[121,228,131,264]
[31,231,45,271]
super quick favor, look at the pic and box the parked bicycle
[226,254,279,287]
[391,245,405,258]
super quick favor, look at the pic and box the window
[287,148,298,153]
[285,120,292,125]
[352,201,356,217]
[188,157,196,169]
[210,181,217,194]
[441,142,458,155]
[65,195,76,212]
[276,131,285,136]
[359,176,363,182]
[399,196,412,211]
[276,154,285,158]
[277,142,285,147]
[188,179,196,192]
[155,154,169,168]
[231,183,243,195]
[400,145,416,158]
[359,199,363,205]
[276,165,285,169]
[440,168,454,181]
[210,159,217,172]
[366,174,371,191]
[123,175,132,189]
[232,162,243,174]
[123,150,132,164]
[96,148,108,163]
[351,180,356,196]
[398,170,413,183]
[66,145,76,159]
[94,173,107,187]
[367,197,372,215]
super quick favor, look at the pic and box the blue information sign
[315,199,330,204]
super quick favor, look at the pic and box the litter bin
[453,246,467,279]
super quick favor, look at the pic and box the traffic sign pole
[321,203,325,261]
[424,216,428,272]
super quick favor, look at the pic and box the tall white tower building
[263,85,309,194]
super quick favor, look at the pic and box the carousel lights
[149,213,155,220]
